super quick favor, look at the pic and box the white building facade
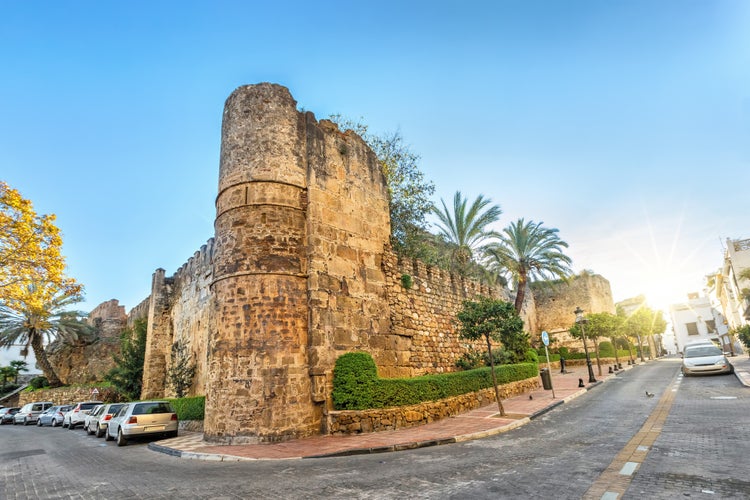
[715,238,750,330]
[669,293,730,354]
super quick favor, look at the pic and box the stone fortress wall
[62,83,614,444]
[533,271,615,346]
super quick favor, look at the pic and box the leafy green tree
[167,339,196,398]
[734,325,750,355]
[433,191,502,275]
[0,365,15,389]
[105,317,147,400]
[570,312,621,375]
[0,284,92,387]
[9,359,27,383]
[617,305,666,362]
[328,116,436,259]
[484,218,572,314]
[456,298,525,416]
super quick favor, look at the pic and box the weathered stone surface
[533,271,615,348]
[18,385,123,406]
[47,299,126,384]
[96,83,616,443]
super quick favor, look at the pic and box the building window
[705,319,716,333]
[686,322,699,336]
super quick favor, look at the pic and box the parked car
[682,344,734,376]
[14,401,54,425]
[86,403,124,437]
[82,404,103,432]
[37,405,73,427]
[106,401,178,446]
[63,401,102,429]
[0,407,20,425]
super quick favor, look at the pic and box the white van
[14,401,54,425]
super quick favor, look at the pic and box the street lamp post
[575,307,597,384]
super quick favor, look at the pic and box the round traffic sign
[541,330,549,346]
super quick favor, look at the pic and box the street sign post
[541,331,555,398]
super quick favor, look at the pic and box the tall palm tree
[485,218,573,313]
[0,285,92,387]
[433,191,502,274]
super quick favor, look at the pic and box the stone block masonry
[112,82,616,442]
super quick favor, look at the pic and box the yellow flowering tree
[0,181,87,387]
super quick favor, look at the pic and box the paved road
[1,359,747,499]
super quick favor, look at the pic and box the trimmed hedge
[168,395,205,421]
[332,352,538,410]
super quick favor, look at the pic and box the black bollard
[608,366,613,373]
[618,363,623,369]
[578,378,585,388]
[614,365,619,372]
[560,357,567,374]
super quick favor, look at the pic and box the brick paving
[150,361,640,461]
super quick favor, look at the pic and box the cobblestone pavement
[622,360,750,499]
[150,361,628,460]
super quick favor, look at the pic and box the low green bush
[333,352,538,410]
[168,395,205,421]
[27,376,49,390]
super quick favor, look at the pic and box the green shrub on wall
[332,352,538,410]
[332,352,379,410]
[168,395,205,421]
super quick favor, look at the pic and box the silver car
[14,401,54,425]
[106,401,178,446]
[37,405,73,427]
[86,403,124,438]
[682,344,734,376]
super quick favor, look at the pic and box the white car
[682,344,734,376]
[106,401,178,446]
[85,403,125,438]
[64,401,103,429]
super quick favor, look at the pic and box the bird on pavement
[645,391,655,398]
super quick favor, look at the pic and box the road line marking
[582,371,680,499]
[619,462,639,475]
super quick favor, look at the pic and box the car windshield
[107,404,124,415]
[685,346,722,358]
[133,402,173,415]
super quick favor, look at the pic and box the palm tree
[485,218,573,313]
[0,285,92,388]
[433,191,502,274]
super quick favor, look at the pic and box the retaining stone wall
[326,377,539,435]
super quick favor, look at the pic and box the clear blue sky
[2,0,749,322]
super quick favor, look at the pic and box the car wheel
[105,428,114,441]
[51,418,58,427]
[86,424,94,435]
[37,419,42,427]
[68,422,75,430]
[167,430,178,439]
[116,428,127,447]
[95,426,104,438]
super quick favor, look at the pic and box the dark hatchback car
[0,407,20,424]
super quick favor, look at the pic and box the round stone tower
[204,83,313,443]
